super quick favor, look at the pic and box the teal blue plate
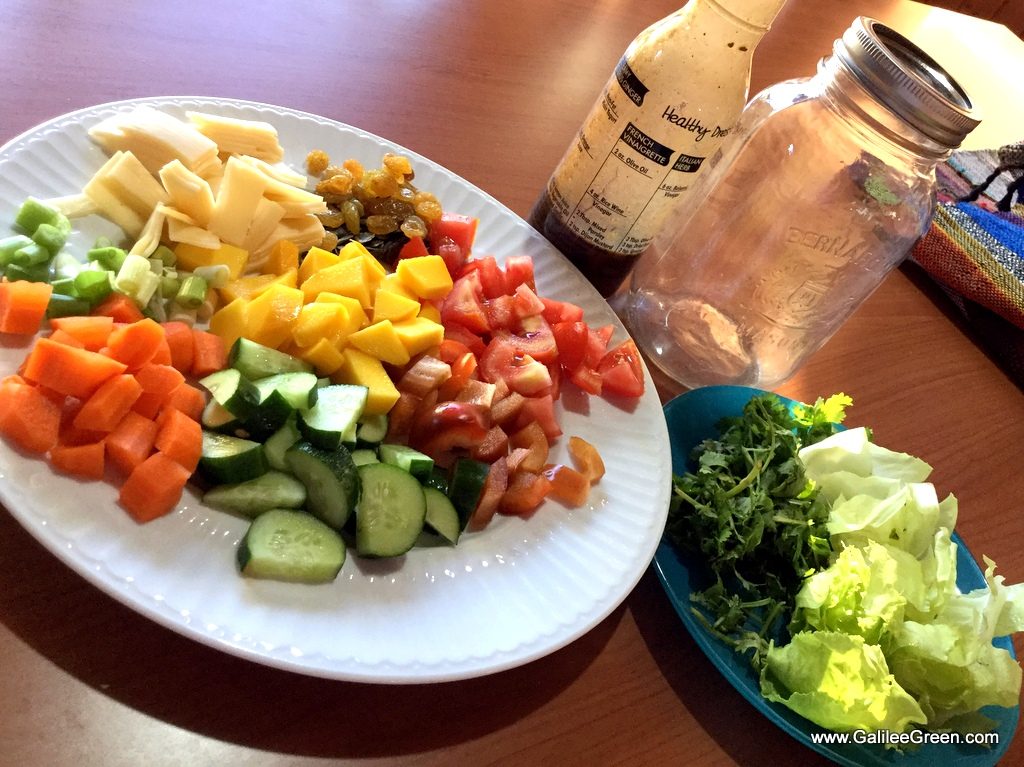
[654,385,1018,766]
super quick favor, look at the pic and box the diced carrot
[154,408,202,472]
[21,338,128,399]
[118,452,191,523]
[0,379,61,454]
[48,316,114,350]
[73,374,143,433]
[131,362,186,418]
[104,318,167,370]
[150,335,173,366]
[0,280,53,335]
[105,411,158,475]
[541,463,590,507]
[161,321,195,374]
[49,440,106,480]
[191,329,227,378]
[160,383,206,422]
[49,328,87,348]
[92,293,144,323]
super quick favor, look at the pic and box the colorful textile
[910,142,1024,382]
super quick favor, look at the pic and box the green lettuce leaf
[761,631,926,733]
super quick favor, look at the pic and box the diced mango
[295,337,345,376]
[219,268,297,303]
[264,239,299,276]
[417,301,442,323]
[393,316,445,356]
[208,297,250,349]
[301,258,377,308]
[333,347,400,415]
[377,272,417,300]
[396,255,453,300]
[244,283,304,348]
[314,292,367,335]
[293,302,348,348]
[174,241,249,279]
[372,289,420,324]
[336,241,386,279]
[298,246,342,284]
[348,320,410,366]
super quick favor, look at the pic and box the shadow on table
[0,509,622,758]
[627,568,830,767]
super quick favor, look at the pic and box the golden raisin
[343,158,365,181]
[306,149,329,176]
[316,170,355,197]
[383,152,413,179]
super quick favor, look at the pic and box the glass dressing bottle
[528,0,788,297]
[620,17,979,389]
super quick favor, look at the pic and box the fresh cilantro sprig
[666,393,850,669]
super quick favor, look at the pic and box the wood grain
[1,1,1022,765]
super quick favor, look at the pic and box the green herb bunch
[666,393,851,668]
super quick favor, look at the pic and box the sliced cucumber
[201,398,240,433]
[356,413,388,444]
[264,416,301,472]
[447,458,489,531]
[229,337,313,380]
[257,371,319,410]
[350,448,380,467]
[285,441,361,530]
[199,368,260,418]
[298,384,368,450]
[237,509,346,584]
[203,470,307,517]
[355,463,427,558]
[200,431,267,484]
[379,443,434,482]
[423,486,461,544]
[424,465,450,494]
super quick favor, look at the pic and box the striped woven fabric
[910,142,1024,381]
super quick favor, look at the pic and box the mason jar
[619,16,979,390]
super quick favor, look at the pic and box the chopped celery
[46,293,92,318]
[0,235,33,267]
[74,270,114,304]
[88,245,127,272]
[14,197,62,234]
[175,274,208,309]
[49,251,81,281]
[31,222,68,256]
[50,278,79,297]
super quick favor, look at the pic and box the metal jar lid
[835,17,980,149]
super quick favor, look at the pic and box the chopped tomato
[541,297,584,325]
[598,339,645,398]
[542,463,590,507]
[443,322,486,357]
[435,236,466,277]
[499,470,552,516]
[497,320,558,365]
[512,284,545,319]
[484,294,515,331]
[503,255,535,293]
[515,394,561,440]
[461,255,506,299]
[398,236,429,259]
[569,365,602,396]
[429,212,479,257]
[438,338,473,364]
[552,320,588,372]
[441,272,489,335]
[479,337,551,396]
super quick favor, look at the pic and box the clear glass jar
[619,17,979,389]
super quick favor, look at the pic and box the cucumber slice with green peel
[342,420,358,446]
[243,389,293,440]
[200,431,268,484]
[379,443,434,482]
[355,463,427,558]
[424,465,450,494]
[423,486,461,544]
[298,384,368,450]
[285,441,361,530]
[447,458,489,531]
[356,413,388,444]
[350,448,380,467]
[237,509,346,584]
[229,337,313,380]
[199,368,260,418]
[263,416,301,472]
[203,471,307,517]
[257,371,319,410]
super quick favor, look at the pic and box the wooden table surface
[2,1,1024,765]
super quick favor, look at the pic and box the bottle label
[547,57,729,256]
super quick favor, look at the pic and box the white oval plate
[0,97,671,683]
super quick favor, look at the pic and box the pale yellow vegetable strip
[207,155,269,247]
[186,112,284,163]
[83,152,147,237]
[242,197,286,254]
[40,193,99,218]
[129,206,167,257]
[89,106,220,177]
[159,159,215,226]
[105,151,167,217]
[236,155,308,187]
